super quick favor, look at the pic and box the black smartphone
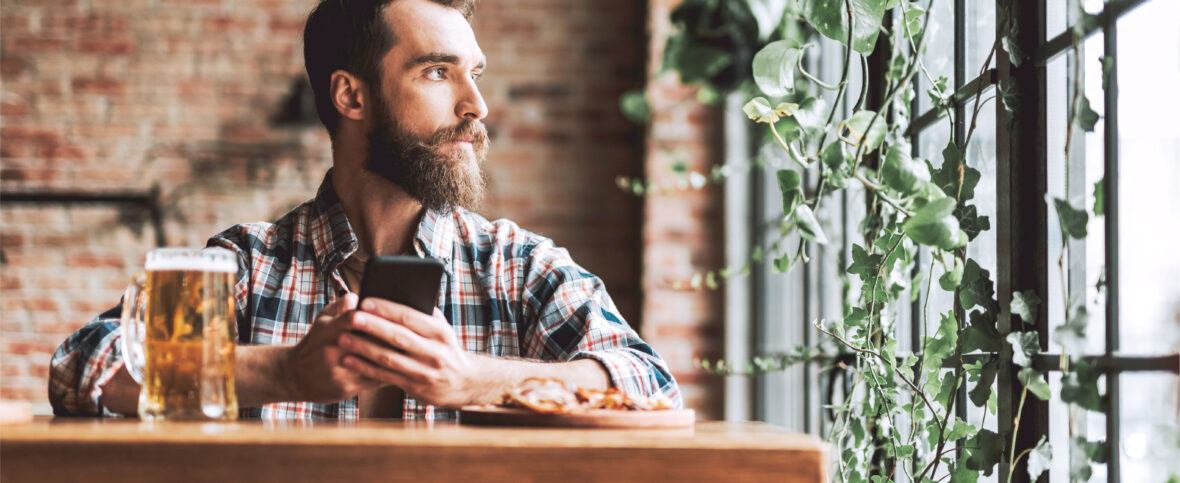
[351,256,445,353]
[358,255,445,314]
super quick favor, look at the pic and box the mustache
[421,120,489,148]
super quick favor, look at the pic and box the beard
[365,93,489,212]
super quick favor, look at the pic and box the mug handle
[119,273,147,385]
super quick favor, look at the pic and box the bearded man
[49,0,680,419]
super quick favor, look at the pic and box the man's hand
[282,293,384,403]
[338,299,479,408]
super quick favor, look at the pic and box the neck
[331,143,424,258]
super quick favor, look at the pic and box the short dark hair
[303,0,476,137]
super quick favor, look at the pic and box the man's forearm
[99,344,296,415]
[463,356,610,406]
[234,344,297,408]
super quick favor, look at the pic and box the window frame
[736,1,1180,481]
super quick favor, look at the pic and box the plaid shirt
[49,170,681,419]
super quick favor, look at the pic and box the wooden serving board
[459,406,695,429]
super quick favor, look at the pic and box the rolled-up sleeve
[520,240,682,408]
[48,306,126,417]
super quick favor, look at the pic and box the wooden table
[1,417,828,482]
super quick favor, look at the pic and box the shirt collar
[312,169,455,277]
[412,207,455,269]
[311,169,360,277]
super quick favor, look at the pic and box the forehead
[382,0,483,68]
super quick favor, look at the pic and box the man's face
[365,0,490,211]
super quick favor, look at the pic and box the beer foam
[145,248,237,273]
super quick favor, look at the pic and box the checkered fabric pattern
[48,169,681,419]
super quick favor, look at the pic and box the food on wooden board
[500,377,675,414]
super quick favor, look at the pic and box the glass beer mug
[120,248,239,421]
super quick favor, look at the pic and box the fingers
[360,297,453,343]
[344,313,438,366]
[342,354,415,389]
[327,293,359,317]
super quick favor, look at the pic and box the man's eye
[426,67,445,80]
[470,71,483,81]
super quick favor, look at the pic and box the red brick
[0,57,33,78]
[65,252,125,269]
[204,16,257,32]
[1,100,32,118]
[8,36,70,53]
[74,37,137,55]
[1,276,23,290]
[267,17,304,33]
[71,76,127,95]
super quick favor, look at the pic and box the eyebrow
[404,52,487,71]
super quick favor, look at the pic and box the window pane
[917,0,955,114]
[1115,0,1180,355]
[1047,31,1106,356]
[965,86,997,290]
[964,1,995,74]
[1120,372,1180,480]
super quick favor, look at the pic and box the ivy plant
[625,0,1116,481]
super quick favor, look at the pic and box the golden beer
[123,248,238,421]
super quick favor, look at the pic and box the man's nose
[457,80,488,121]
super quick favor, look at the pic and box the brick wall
[641,0,726,418]
[0,0,652,408]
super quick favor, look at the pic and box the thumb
[322,293,359,318]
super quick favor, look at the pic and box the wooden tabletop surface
[1,417,829,482]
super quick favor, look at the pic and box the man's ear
[329,70,368,122]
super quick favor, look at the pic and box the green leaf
[776,169,804,216]
[950,462,979,483]
[743,97,780,124]
[959,259,999,313]
[1069,437,1109,481]
[882,140,930,195]
[704,271,719,290]
[1002,34,1025,67]
[939,257,964,291]
[773,253,792,273]
[696,84,722,105]
[1006,331,1039,368]
[928,143,982,201]
[1018,367,1051,400]
[922,311,957,373]
[927,75,950,111]
[903,198,968,250]
[793,96,829,136]
[821,141,848,169]
[967,358,998,408]
[745,0,790,41]
[844,110,888,152]
[1010,289,1041,324]
[954,204,990,241]
[800,0,888,54]
[661,33,732,84]
[1073,94,1100,132]
[902,3,924,41]
[945,417,976,442]
[752,40,803,97]
[619,90,651,123]
[963,310,1003,353]
[1101,55,1115,91]
[1093,178,1105,216]
[965,429,1004,476]
[1061,359,1103,411]
[1052,302,1088,352]
[847,244,882,281]
[793,205,829,244]
[1027,436,1052,481]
